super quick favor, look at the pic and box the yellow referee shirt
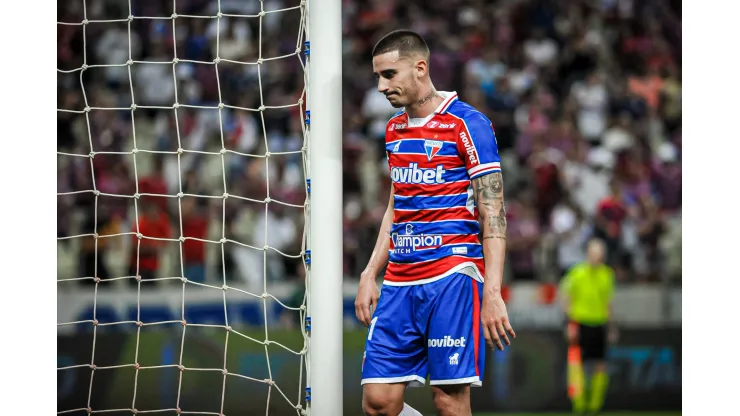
[559,262,615,326]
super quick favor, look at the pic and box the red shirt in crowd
[182,215,208,264]
[596,196,627,238]
[131,210,171,271]
[138,175,168,214]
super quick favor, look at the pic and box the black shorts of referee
[575,322,607,361]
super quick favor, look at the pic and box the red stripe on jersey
[388,154,468,170]
[393,206,476,223]
[392,180,470,197]
[385,256,484,282]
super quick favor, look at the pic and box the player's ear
[415,59,428,79]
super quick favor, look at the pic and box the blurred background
[57,0,681,414]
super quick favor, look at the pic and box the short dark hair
[372,29,430,61]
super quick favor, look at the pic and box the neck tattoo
[416,90,438,107]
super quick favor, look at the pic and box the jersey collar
[434,91,458,114]
[401,91,458,116]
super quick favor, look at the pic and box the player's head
[371,29,431,108]
[586,238,606,265]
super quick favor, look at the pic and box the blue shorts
[361,273,486,387]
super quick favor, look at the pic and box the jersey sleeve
[457,112,501,180]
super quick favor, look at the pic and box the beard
[385,91,414,108]
[388,99,404,108]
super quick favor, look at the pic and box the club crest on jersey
[424,140,443,161]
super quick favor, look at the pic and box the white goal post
[306,0,345,414]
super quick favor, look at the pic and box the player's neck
[406,87,444,119]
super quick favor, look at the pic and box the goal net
[57,0,326,414]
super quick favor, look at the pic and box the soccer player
[354,30,516,416]
[559,238,616,415]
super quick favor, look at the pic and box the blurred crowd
[57,0,681,290]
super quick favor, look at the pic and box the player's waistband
[383,261,483,286]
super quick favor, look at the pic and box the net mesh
[57,0,310,414]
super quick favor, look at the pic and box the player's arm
[460,112,515,350]
[355,186,394,326]
[363,187,394,279]
[472,172,507,285]
[472,172,515,350]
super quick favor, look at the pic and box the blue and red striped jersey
[384,91,501,286]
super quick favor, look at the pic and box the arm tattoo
[472,172,507,240]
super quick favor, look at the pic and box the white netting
[57,0,311,414]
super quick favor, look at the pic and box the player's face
[372,51,422,108]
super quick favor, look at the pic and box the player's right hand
[355,272,380,326]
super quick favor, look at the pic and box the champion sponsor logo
[424,140,443,161]
[459,131,478,165]
[390,163,445,184]
[391,224,442,253]
[391,233,443,253]
[428,335,467,348]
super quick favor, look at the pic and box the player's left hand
[481,291,516,351]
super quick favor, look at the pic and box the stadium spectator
[138,157,169,215]
[593,179,629,276]
[550,198,590,277]
[181,197,209,284]
[128,203,172,286]
[506,188,541,282]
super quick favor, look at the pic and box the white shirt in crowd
[550,204,590,270]
[602,124,635,153]
[523,37,559,67]
[571,80,609,141]
[560,150,612,217]
[95,28,141,84]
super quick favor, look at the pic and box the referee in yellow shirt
[559,238,616,416]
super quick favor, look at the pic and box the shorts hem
[361,375,426,387]
[429,376,481,386]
